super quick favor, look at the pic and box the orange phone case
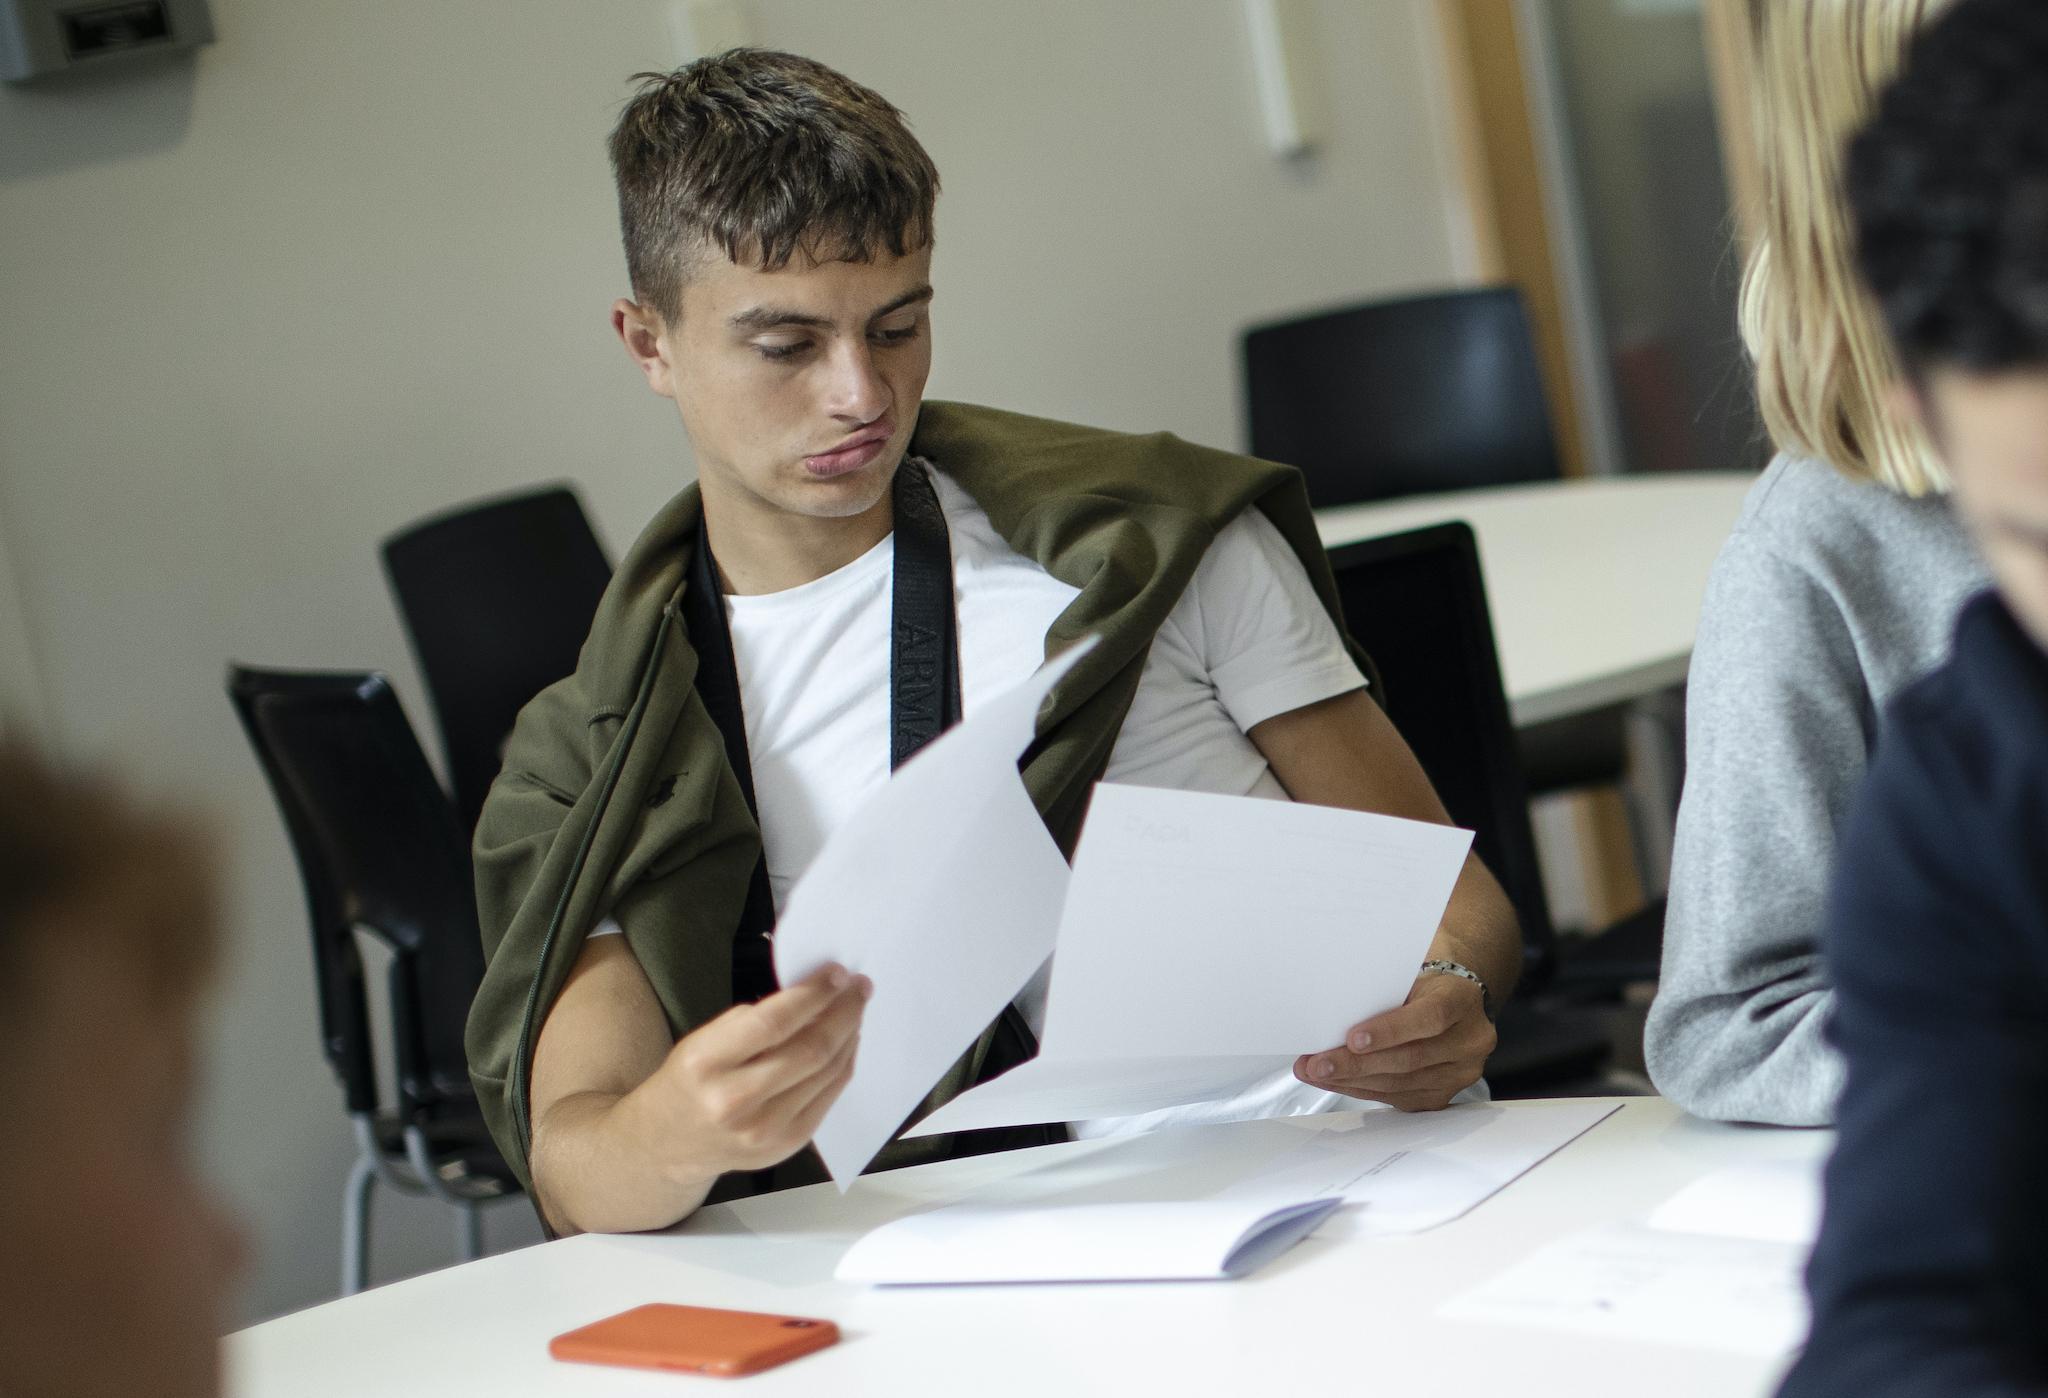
[549,1303,840,1378]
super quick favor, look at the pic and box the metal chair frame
[339,1111,516,1296]
[228,664,524,1295]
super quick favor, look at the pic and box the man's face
[621,245,934,535]
[1924,367,2048,653]
[0,938,242,1398]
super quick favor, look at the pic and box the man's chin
[783,453,899,519]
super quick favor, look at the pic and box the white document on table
[908,784,1473,1136]
[1439,1141,1823,1354]
[840,1101,1615,1286]
[838,1197,1343,1285]
[1210,1098,1620,1232]
[770,641,1092,1188]
[1646,1159,1824,1246]
[1440,1223,1810,1357]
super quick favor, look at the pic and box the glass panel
[1539,0,1767,474]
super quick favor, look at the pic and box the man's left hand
[1292,971,1495,1111]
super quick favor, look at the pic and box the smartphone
[549,1303,840,1378]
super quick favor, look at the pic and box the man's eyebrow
[726,284,934,333]
[871,284,935,320]
[728,305,831,332]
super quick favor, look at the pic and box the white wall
[0,0,1462,1322]
[0,507,49,728]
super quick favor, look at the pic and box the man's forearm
[530,1088,718,1236]
[1248,690,1525,1003]
[1428,852,1523,1006]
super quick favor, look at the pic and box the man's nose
[823,341,889,423]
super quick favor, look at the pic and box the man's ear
[613,298,678,400]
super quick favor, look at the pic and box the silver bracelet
[1420,958,1493,1020]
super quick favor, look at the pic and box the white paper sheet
[1210,1098,1620,1232]
[840,1102,1612,1285]
[1440,1224,1811,1357]
[908,785,1473,1136]
[771,640,1092,1187]
[902,1055,1282,1133]
[837,1197,1343,1285]
[1646,1159,1824,1246]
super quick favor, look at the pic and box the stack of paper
[840,1101,1618,1286]
[771,640,1477,1186]
[909,784,1473,1138]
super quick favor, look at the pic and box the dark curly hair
[609,50,940,323]
[1847,0,2048,375]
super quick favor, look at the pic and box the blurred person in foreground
[1781,0,2048,1390]
[0,740,242,1398]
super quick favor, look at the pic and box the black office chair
[1243,286,1559,509]
[227,665,522,1294]
[1249,287,1675,895]
[381,485,612,834]
[1327,524,1661,1092]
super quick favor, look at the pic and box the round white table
[1315,472,1756,728]
[226,1098,1823,1397]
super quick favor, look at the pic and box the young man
[0,743,243,1398]
[1781,2,2048,1391]
[467,50,1522,1236]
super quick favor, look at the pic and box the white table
[227,1098,1826,1397]
[1316,472,1755,727]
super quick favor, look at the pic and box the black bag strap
[683,460,964,1002]
[887,456,962,766]
[682,460,1062,1168]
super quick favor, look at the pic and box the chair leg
[341,1150,377,1296]
[454,1200,482,1263]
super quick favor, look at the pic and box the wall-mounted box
[0,0,213,83]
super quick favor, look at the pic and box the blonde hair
[1739,0,1955,496]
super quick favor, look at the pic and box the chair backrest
[1325,523,1559,984]
[381,485,612,834]
[1243,286,1561,507]
[227,665,486,1122]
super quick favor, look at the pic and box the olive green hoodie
[467,400,1370,1199]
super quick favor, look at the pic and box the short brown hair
[0,740,218,1013]
[608,49,941,322]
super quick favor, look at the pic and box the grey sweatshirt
[1644,455,1986,1125]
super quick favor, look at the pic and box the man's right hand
[526,935,870,1235]
[635,962,871,1178]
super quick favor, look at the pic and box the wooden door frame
[1431,0,1589,479]
[1432,0,1764,475]
[1701,0,1763,254]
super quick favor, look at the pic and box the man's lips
[803,423,894,477]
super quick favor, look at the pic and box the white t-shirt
[604,462,1380,1133]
